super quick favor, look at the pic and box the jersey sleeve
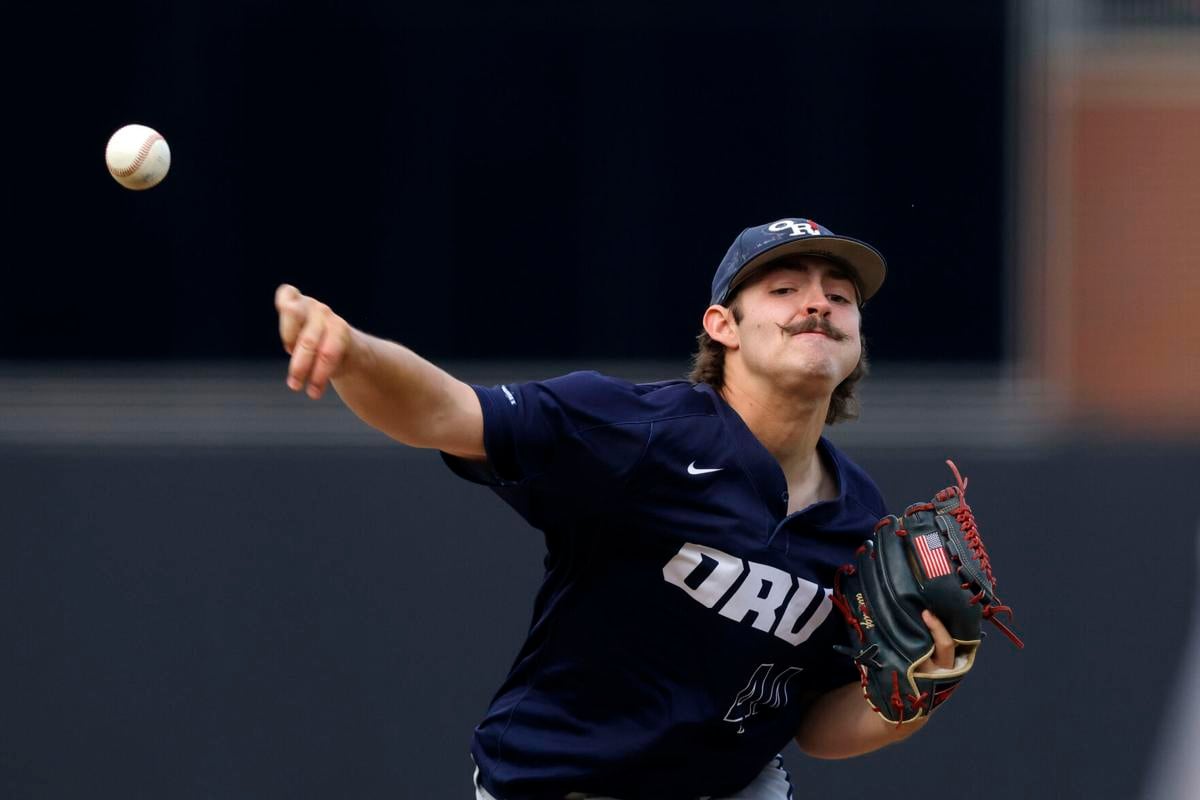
[441,371,652,504]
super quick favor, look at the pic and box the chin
[773,359,845,393]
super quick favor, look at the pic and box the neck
[718,371,830,485]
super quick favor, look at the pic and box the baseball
[105,124,171,190]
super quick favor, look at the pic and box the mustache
[779,317,849,341]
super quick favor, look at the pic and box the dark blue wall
[4,442,1195,798]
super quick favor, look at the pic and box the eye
[769,287,795,296]
[827,293,851,304]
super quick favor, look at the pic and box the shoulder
[526,371,717,430]
[457,373,720,497]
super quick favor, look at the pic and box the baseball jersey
[442,371,888,800]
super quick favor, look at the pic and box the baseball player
[274,218,956,800]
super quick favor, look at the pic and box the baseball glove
[831,460,1023,726]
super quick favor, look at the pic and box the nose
[800,284,832,317]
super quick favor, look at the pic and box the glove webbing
[906,462,1024,649]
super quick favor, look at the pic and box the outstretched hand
[274,284,353,400]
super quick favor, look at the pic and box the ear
[703,305,739,350]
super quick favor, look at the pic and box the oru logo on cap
[766,219,823,237]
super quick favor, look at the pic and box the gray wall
[4,439,1196,799]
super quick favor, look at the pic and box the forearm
[331,329,484,456]
[794,681,929,759]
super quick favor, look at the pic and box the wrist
[335,327,372,382]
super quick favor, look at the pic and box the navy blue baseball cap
[709,218,887,307]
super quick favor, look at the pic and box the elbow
[794,744,849,761]
[413,378,486,458]
[793,734,871,760]
[794,714,921,760]
[793,721,860,760]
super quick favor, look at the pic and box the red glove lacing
[831,563,863,643]
[940,460,1025,649]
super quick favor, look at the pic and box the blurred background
[2,1,1197,798]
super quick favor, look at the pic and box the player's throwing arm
[274,284,485,458]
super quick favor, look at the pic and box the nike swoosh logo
[687,461,723,475]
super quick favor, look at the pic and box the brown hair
[687,296,870,425]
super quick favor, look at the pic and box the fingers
[921,609,956,669]
[306,312,350,399]
[274,283,299,308]
[283,299,350,399]
[275,284,350,399]
[275,284,306,355]
[287,303,325,396]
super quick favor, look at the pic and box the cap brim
[727,235,887,303]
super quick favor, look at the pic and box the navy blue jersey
[442,372,888,800]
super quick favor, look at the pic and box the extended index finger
[275,283,300,311]
[275,285,307,353]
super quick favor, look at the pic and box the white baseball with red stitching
[105,124,171,190]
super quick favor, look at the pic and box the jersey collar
[692,382,847,532]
